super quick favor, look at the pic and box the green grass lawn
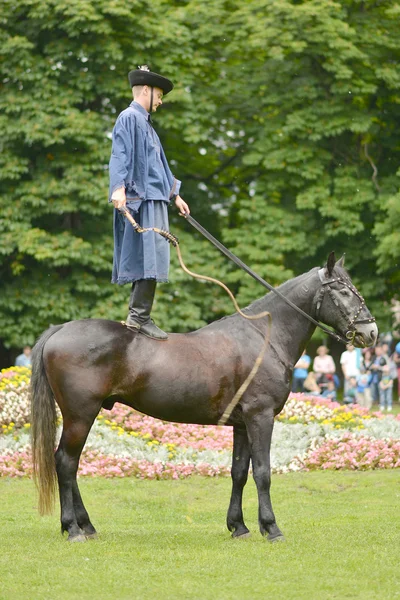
[1,472,399,600]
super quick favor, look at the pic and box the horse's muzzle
[353,322,379,348]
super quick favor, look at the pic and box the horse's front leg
[72,480,97,539]
[227,425,251,538]
[244,406,284,542]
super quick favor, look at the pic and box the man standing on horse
[109,65,190,340]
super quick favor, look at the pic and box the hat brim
[128,70,174,95]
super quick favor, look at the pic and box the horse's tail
[31,324,64,515]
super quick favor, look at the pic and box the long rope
[119,207,271,425]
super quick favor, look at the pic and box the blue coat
[109,101,181,202]
[109,102,181,284]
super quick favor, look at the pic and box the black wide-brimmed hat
[128,65,174,95]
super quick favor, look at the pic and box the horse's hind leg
[227,425,251,538]
[55,413,99,542]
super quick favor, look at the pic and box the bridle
[314,268,376,345]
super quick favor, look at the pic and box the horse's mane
[200,262,351,330]
[242,266,320,315]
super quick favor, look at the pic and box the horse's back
[40,318,248,425]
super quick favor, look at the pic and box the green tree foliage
[0,0,232,348]
[217,0,400,321]
[0,0,399,353]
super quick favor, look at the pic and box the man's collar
[130,101,150,120]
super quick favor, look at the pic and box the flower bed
[0,367,31,429]
[278,394,390,429]
[302,435,400,471]
[1,368,400,478]
[100,405,233,450]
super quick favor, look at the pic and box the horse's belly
[120,369,234,426]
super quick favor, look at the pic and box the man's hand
[112,187,127,210]
[175,195,190,216]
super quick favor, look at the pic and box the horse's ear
[326,251,336,276]
[336,254,345,268]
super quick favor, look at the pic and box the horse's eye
[339,288,350,296]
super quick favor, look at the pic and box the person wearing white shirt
[340,344,361,396]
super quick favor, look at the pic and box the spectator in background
[381,342,391,362]
[343,376,358,405]
[303,371,322,396]
[356,371,372,410]
[313,345,336,391]
[322,376,337,401]
[386,342,398,395]
[379,364,393,412]
[369,345,387,404]
[292,350,311,393]
[340,344,361,396]
[361,348,374,373]
[15,345,32,367]
[392,342,400,402]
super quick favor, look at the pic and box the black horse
[31,253,377,542]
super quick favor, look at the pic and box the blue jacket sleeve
[108,116,138,202]
[159,145,181,199]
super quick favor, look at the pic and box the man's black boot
[126,279,168,340]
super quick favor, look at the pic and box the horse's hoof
[267,533,285,543]
[232,528,251,539]
[68,533,87,543]
[233,531,251,539]
[85,532,98,540]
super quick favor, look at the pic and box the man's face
[151,87,163,112]
[143,86,163,112]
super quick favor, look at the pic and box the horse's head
[314,252,378,348]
